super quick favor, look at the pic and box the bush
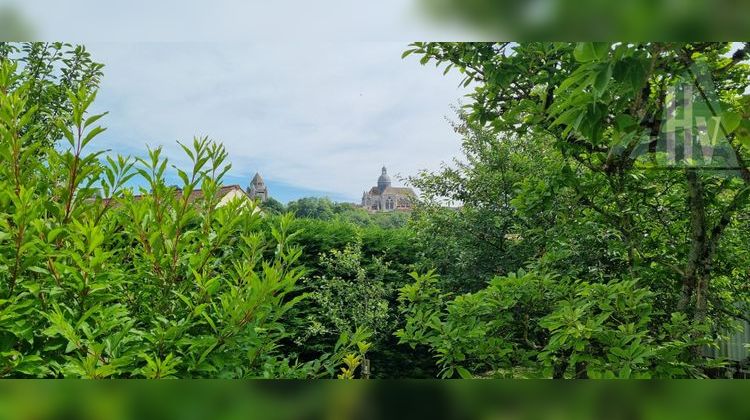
[281,221,433,378]
[291,242,391,353]
[0,60,367,378]
[538,280,711,379]
[396,270,560,378]
[396,271,712,378]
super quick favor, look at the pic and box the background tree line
[2,42,750,378]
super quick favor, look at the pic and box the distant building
[361,166,415,212]
[182,184,247,206]
[99,184,252,209]
[97,172,270,211]
[247,172,269,202]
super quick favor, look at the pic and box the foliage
[292,242,391,353]
[334,327,372,379]
[287,196,410,228]
[399,42,750,377]
[259,197,285,215]
[281,219,432,377]
[0,42,103,149]
[410,111,557,293]
[287,197,337,220]
[396,270,560,378]
[538,280,710,379]
[5,41,750,379]
[0,57,367,378]
[396,270,712,378]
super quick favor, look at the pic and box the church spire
[377,165,392,192]
[248,171,268,202]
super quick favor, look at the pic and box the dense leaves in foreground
[3,42,750,378]
[0,59,370,378]
[398,42,750,377]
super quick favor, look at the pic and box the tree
[260,196,286,215]
[410,108,555,292]
[0,42,104,150]
[402,42,750,375]
[287,196,335,220]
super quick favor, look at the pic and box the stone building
[99,184,252,209]
[361,166,415,212]
[98,172,269,210]
[247,172,269,202]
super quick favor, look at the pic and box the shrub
[0,60,367,378]
[396,270,560,378]
[538,279,711,379]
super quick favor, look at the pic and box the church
[361,166,416,212]
[247,172,269,202]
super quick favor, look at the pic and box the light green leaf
[574,43,610,63]
[721,112,742,134]
[456,366,473,379]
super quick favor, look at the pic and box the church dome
[377,166,392,192]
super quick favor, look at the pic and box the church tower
[247,172,269,202]
[377,166,392,193]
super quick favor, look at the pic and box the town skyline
[84,42,469,203]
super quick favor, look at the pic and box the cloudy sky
[85,42,469,203]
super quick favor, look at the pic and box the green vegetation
[0,51,369,378]
[398,42,750,378]
[284,196,409,229]
[2,42,750,378]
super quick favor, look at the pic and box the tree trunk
[552,358,567,379]
[679,169,709,316]
[552,348,573,379]
[680,169,716,359]
[575,361,589,379]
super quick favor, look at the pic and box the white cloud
[87,42,468,201]
[11,1,474,41]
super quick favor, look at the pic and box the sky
[12,1,471,42]
[85,42,470,203]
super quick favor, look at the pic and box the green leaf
[574,43,609,63]
[456,366,473,379]
[593,64,613,96]
[84,112,108,129]
[82,126,106,148]
[401,49,416,59]
[721,112,742,134]
[615,114,637,131]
